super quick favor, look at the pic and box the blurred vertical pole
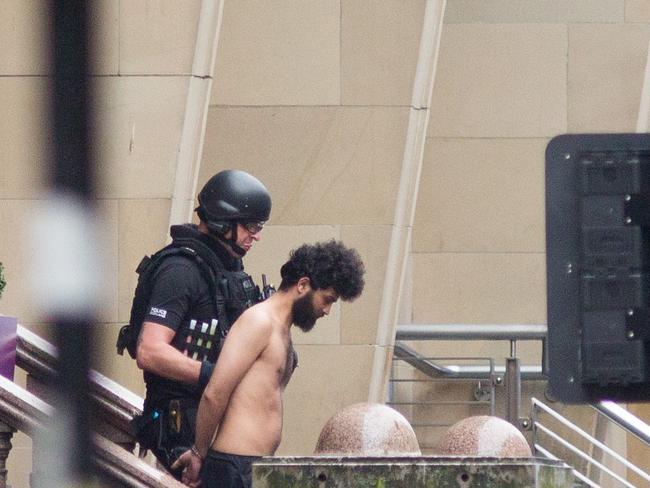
[45,0,95,484]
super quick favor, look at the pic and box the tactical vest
[116,235,260,361]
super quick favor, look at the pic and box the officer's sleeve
[143,257,203,332]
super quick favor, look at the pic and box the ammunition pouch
[174,317,223,364]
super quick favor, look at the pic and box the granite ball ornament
[436,415,532,457]
[314,402,421,456]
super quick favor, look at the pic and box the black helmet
[197,170,271,235]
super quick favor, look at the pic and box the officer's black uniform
[126,169,272,479]
[137,223,258,475]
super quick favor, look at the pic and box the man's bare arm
[135,321,201,384]
[193,310,271,457]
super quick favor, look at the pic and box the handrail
[0,373,51,434]
[395,323,548,427]
[532,397,650,485]
[594,401,650,447]
[393,342,456,377]
[396,323,547,341]
[15,324,143,437]
[0,375,183,488]
[393,342,546,380]
[535,422,635,487]
[534,444,600,488]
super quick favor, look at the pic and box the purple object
[0,316,17,381]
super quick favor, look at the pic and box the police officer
[133,169,271,478]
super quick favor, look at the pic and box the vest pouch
[175,318,223,363]
[136,399,198,472]
[221,270,260,322]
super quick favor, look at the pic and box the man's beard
[292,291,319,332]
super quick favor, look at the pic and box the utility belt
[131,397,198,475]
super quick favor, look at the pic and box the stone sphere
[436,415,532,457]
[314,402,421,456]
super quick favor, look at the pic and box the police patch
[149,307,167,319]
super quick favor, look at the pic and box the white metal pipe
[596,401,650,446]
[396,323,547,341]
[168,0,225,228]
[533,398,650,483]
[534,422,636,488]
[368,0,447,404]
[569,469,601,488]
[534,445,600,488]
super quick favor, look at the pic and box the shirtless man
[172,240,365,488]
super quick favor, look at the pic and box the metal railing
[16,325,143,448]
[393,323,547,427]
[390,323,650,486]
[0,373,182,488]
[3,324,183,487]
[532,397,650,487]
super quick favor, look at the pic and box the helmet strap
[208,221,246,257]
[228,222,247,257]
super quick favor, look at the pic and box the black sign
[546,133,650,403]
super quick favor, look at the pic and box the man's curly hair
[279,240,365,301]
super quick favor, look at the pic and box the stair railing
[0,373,182,487]
[0,324,183,487]
[532,397,650,487]
[395,323,547,428]
[16,324,143,451]
[391,323,650,486]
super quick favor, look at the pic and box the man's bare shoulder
[232,301,274,335]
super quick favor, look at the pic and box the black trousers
[200,450,261,488]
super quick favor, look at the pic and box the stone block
[0,78,50,199]
[626,0,650,22]
[429,23,567,137]
[340,225,392,346]
[568,24,650,132]
[341,0,425,105]
[93,77,188,199]
[445,0,624,23]
[252,456,574,487]
[0,1,50,75]
[411,253,547,325]
[414,138,546,254]
[119,0,201,75]
[279,345,375,455]
[201,106,408,225]
[212,0,340,106]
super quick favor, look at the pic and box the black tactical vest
[117,229,261,361]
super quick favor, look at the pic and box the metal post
[505,340,521,428]
[36,0,98,484]
[489,357,496,416]
[0,422,14,488]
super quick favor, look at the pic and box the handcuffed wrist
[198,360,214,390]
[190,444,203,460]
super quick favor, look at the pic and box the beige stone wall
[406,0,650,478]
[2,0,650,482]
